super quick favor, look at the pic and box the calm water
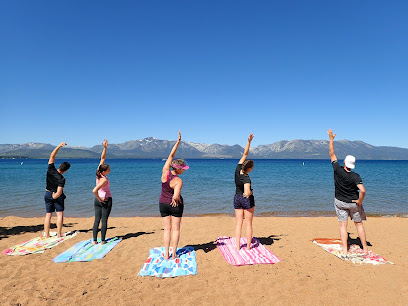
[0,159,407,217]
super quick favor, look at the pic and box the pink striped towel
[216,236,281,266]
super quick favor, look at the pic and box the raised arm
[238,134,254,164]
[99,139,108,165]
[162,131,182,175]
[327,129,337,162]
[48,142,67,164]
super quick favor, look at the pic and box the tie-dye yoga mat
[52,237,122,262]
[216,236,281,266]
[2,231,78,256]
[312,238,394,265]
[138,246,197,278]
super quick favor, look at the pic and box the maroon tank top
[159,171,183,205]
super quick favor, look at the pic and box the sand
[1,215,407,305]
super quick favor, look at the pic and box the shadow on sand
[0,223,78,240]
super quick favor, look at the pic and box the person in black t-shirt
[234,133,255,251]
[44,142,71,238]
[328,129,368,255]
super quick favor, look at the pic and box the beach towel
[52,237,122,262]
[2,231,78,256]
[216,236,281,266]
[312,238,394,265]
[138,246,197,278]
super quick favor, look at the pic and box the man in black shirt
[44,142,70,238]
[328,129,368,255]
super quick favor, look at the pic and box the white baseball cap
[344,155,356,169]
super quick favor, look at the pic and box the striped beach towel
[52,237,122,262]
[138,246,197,278]
[2,231,78,256]
[313,238,394,265]
[216,236,281,266]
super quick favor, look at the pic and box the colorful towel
[138,246,197,278]
[312,238,394,265]
[52,237,122,262]
[2,231,78,256]
[216,236,282,266]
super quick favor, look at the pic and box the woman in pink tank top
[159,131,189,260]
[92,139,112,245]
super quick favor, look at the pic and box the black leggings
[93,197,112,242]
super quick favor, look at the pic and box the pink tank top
[96,175,112,199]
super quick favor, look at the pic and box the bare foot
[92,241,97,245]
[164,253,170,260]
[101,241,107,245]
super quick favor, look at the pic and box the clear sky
[1,1,407,148]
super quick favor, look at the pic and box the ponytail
[96,164,109,178]
[241,160,254,174]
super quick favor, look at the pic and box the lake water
[0,159,407,217]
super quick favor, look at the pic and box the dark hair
[242,160,254,174]
[59,162,71,172]
[96,164,110,178]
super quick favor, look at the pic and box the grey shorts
[334,198,366,222]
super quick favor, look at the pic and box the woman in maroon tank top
[159,131,189,260]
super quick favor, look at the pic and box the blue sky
[1,1,407,148]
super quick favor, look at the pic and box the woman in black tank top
[234,134,255,251]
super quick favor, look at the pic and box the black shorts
[44,191,66,213]
[234,194,255,210]
[159,202,184,217]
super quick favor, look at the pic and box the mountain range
[1,137,407,160]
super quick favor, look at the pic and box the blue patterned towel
[52,238,121,262]
[138,246,197,278]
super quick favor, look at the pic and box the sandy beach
[1,216,407,305]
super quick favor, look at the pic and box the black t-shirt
[332,160,363,203]
[46,163,66,193]
[235,164,252,194]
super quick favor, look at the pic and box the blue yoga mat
[52,238,121,262]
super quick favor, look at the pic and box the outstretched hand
[102,139,109,148]
[58,142,67,148]
[178,130,181,142]
[327,129,336,140]
[248,133,254,142]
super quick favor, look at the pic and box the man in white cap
[327,129,368,255]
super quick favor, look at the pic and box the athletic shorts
[159,202,184,217]
[334,198,366,222]
[44,191,65,213]
[234,194,255,210]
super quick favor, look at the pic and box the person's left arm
[352,184,366,206]
[99,139,108,166]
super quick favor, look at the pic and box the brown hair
[96,164,109,179]
[242,160,254,174]
[171,159,186,170]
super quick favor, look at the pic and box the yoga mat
[138,246,197,278]
[52,237,122,262]
[312,238,394,265]
[2,231,78,256]
[216,236,281,266]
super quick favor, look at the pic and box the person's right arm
[238,134,254,164]
[352,184,366,206]
[171,178,183,207]
[52,186,64,199]
[48,142,67,164]
[93,178,108,203]
[327,129,337,163]
[243,183,252,198]
[162,131,181,182]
